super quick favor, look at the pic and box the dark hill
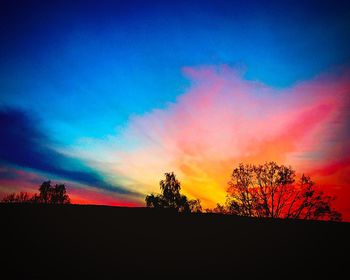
[1,204,349,278]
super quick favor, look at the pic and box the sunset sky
[1,0,350,219]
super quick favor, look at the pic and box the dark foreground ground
[1,204,349,278]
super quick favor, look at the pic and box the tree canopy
[1,180,70,205]
[219,162,341,221]
[146,172,202,213]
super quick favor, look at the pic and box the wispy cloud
[79,66,350,212]
[0,108,140,197]
[0,164,140,206]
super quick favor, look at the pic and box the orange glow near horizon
[75,66,350,220]
[1,66,349,221]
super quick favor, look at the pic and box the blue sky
[1,0,349,141]
[0,0,350,206]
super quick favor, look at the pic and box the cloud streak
[0,108,139,196]
[81,66,350,216]
[2,66,348,218]
[0,164,140,207]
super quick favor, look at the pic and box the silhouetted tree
[1,180,70,205]
[284,174,341,221]
[37,181,70,204]
[206,203,229,214]
[188,199,202,213]
[159,172,182,209]
[50,184,70,204]
[145,194,164,208]
[39,181,52,203]
[145,172,202,213]
[1,192,31,203]
[30,193,41,203]
[222,162,342,221]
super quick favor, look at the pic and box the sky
[0,0,350,219]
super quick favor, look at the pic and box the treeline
[2,181,70,204]
[146,162,342,222]
[1,162,342,222]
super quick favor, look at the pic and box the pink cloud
[2,65,349,219]
[75,65,350,219]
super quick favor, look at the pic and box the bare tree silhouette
[1,192,31,203]
[220,162,341,221]
[145,172,202,213]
